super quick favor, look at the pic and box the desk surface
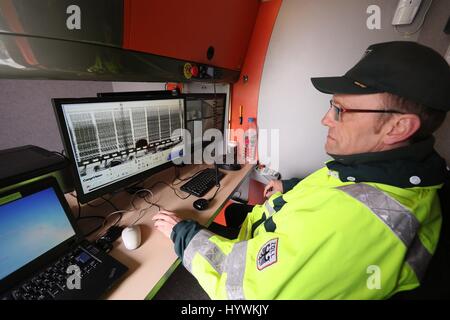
[66,163,254,300]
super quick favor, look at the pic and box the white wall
[0,80,113,152]
[258,0,449,179]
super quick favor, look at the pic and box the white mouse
[122,225,141,250]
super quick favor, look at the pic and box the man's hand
[152,210,182,239]
[263,180,283,198]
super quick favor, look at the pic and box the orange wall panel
[123,0,260,71]
[230,0,282,131]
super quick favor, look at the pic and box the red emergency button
[190,65,199,77]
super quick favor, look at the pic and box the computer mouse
[121,225,141,250]
[193,198,209,211]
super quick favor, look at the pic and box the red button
[190,65,199,77]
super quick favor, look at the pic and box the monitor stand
[216,154,242,171]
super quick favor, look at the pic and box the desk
[66,163,254,300]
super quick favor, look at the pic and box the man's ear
[383,114,421,145]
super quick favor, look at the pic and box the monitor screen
[97,91,227,152]
[53,96,185,203]
[0,187,76,281]
[184,93,226,150]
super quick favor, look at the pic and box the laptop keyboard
[3,243,102,300]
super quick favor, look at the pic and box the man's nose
[321,108,336,127]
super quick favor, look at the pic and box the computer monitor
[184,93,227,151]
[53,96,185,203]
[97,91,227,155]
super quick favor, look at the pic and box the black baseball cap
[311,41,450,112]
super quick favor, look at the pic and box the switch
[190,65,199,77]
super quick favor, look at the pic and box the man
[153,41,450,299]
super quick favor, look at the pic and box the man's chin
[325,141,335,154]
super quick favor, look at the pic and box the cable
[129,188,162,226]
[77,215,105,238]
[143,195,161,211]
[76,198,82,220]
[208,183,221,202]
[70,194,83,220]
[70,190,118,210]
[70,188,158,240]
[206,163,221,202]
[82,223,104,238]
[147,180,191,200]
[71,192,118,219]
[70,192,123,240]
[172,167,209,185]
[93,210,126,239]
[51,150,68,161]
[394,0,433,37]
[100,196,119,211]
[130,188,155,210]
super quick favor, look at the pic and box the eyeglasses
[329,100,404,122]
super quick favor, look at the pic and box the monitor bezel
[52,95,186,204]
[97,89,180,99]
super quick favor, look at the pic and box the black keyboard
[180,168,225,197]
[3,244,102,300]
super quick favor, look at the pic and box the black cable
[76,211,105,238]
[102,211,123,229]
[100,196,119,211]
[125,179,146,191]
[208,183,221,201]
[148,181,191,200]
[143,196,161,211]
[71,192,117,224]
[76,197,82,220]
[172,167,209,185]
[71,191,118,211]
[82,223,104,238]
[70,190,123,240]
[51,150,69,161]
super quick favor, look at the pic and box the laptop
[0,177,128,300]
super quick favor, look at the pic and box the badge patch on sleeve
[257,238,278,270]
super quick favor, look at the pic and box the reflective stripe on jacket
[180,167,442,299]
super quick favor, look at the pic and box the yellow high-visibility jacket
[171,139,446,299]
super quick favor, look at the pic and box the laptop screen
[0,187,76,281]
